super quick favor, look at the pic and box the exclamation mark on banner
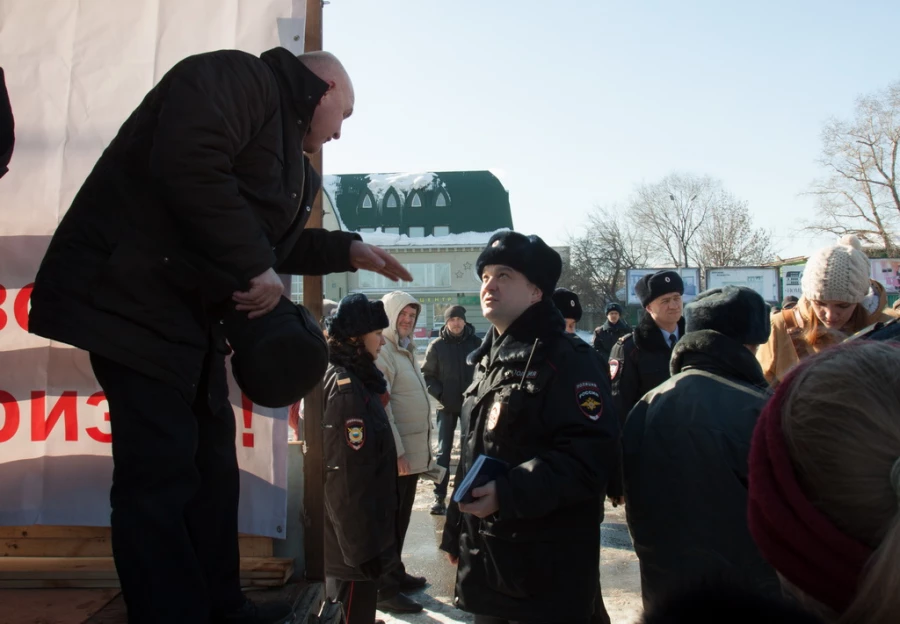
[241,394,255,448]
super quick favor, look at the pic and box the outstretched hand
[350,241,413,282]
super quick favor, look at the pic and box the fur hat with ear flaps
[801,235,870,304]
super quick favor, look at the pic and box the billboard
[625,268,701,305]
[871,259,900,294]
[706,267,781,303]
[780,264,806,300]
[0,0,306,537]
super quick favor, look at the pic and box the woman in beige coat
[374,290,433,613]
[758,236,895,386]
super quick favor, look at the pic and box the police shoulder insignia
[609,359,620,380]
[345,418,365,450]
[575,382,604,421]
[335,370,353,393]
[487,401,503,430]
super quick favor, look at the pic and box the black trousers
[326,578,378,624]
[433,410,459,500]
[90,351,242,624]
[474,617,589,624]
[378,473,419,598]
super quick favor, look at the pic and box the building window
[408,226,425,238]
[385,190,400,209]
[433,226,450,237]
[290,275,303,304]
[410,192,423,208]
[384,227,400,234]
[359,227,376,233]
[435,190,449,207]
[361,194,374,209]
[358,262,452,290]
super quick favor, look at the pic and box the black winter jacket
[421,323,481,413]
[592,320,631,362]
[607,313,684,498]
[440,300,618,622]
[28,48,360,399]
[623,330,778,608]
[323,364,399,581]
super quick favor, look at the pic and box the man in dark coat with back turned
[422,305,481,515]
[607,271,684,504]
[440,232,619,624]
[623,287,779,609]
[28,48,410,624]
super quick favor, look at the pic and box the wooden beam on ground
[301,0,326,583]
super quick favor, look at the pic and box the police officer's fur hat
[328,294,390,341]
[635,271,684,307]
[606,302,624,315]
[475,231,561,299]
[222,297,328,408]
[552,288,583,321]
[685,286,771,346]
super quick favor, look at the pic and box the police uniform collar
[261,47,329,124]
[634,312,685,353]
[468,300,564,366]
[671,329,769,389]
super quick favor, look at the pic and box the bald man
[30,47,411,624]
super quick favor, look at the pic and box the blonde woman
[749,341,900,623]
[757,235,893,385]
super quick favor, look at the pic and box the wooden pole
[301,0,326,582]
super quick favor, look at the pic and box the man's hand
[233,268,284,319]
[397,455,411,476]
[350,241,413,282]
[445,552,459,566]
[458,481,499,518]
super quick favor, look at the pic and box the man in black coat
[421,305,481,515]
[592,303,631,362]
[623,287,779,609]
[607,271,684,503]
[440,232,619,624]
[28,48,410,624]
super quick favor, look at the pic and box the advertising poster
[706,267,781,303]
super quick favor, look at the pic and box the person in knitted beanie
[757,235,894,386]
[748,341,900,624]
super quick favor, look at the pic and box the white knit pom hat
[801,235,870,304]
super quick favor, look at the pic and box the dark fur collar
[633,312,685,353]
[671,329,769,389]
[261,47,328,123]
[467,299,565,366]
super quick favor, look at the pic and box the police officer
[440,232,619,624]
[607,270,684,503]
[551,288,584,336]
[592,303,631,362]
[322,294,400,624]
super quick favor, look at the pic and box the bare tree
[628,173,716,267]
[804,80,900,255]
[559,206,653,312]
[693,196,779,267]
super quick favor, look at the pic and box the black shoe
[400,572,427,590]
[376,593,423,613]
[430,498,446,515]
[218,598,293,624]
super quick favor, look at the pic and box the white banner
[0,0,307,538]
[706,267,781,303]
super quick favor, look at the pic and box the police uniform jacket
[592,320,632,362]
[440,300,619,622]
[323,364,399,581]
[607,312,684,499]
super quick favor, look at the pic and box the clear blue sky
[322,0,900,258]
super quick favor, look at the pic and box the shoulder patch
[345,418,365,450]
[617,334,632,345]
[575,381,604,421]
[609,359,620,380]
[336,372,353,393]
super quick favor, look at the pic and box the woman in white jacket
[375,290,433,613]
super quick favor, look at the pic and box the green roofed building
[289,170,515,348]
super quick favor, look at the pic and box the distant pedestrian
[592,303,631,362]
[780,295,799,311]
[623,286,778,610]
[421,305,481,515]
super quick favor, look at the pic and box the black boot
[215,598,293,624]
[376,593,423,613]
[430,496,446,515]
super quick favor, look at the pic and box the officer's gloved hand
[359,556,382,580]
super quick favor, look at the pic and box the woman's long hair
[801,300,870,349]
[327,335,386,395]
[780,342,900,623]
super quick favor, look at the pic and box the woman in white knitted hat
[757,235,893,386]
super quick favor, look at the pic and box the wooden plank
[0,527,109,539]
[2,537,111,557]
[0,557,292,581]
[238,536,273,558]
[0,576,289,589]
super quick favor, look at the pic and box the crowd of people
[13,39,900,624]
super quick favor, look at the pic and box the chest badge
[345,418,365,451]
[575,382,604,421]
[487,402,503,431]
